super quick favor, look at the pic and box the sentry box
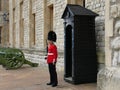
[62,4,98,84]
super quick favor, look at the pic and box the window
[0,0,1,11]
[83,0,85,7]
[31,13,36,46]
[13,8,16,47]
[44,4,54,48]
[20,1,24,47]
[67,0,85,6]
[49,5,53,30]
[0,27,1,44]
[30,0,36,48]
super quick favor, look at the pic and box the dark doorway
[65,25,72,78]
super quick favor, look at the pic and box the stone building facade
[9,0,120,90]
[9,0,105,70]
[0,0,9,47]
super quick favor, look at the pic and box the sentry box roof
[62,4,98,19]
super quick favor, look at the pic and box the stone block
[97,67,120,90]
[110,5,118,18]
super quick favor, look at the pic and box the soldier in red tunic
[46,31,58,87]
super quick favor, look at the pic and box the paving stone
[0,65,96,90]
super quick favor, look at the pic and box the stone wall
[97,0,120,90]
[97,67,120,90]
[54,0,66,51]
[108,0,120,67]
[110,0,120,18]
[0,0,9,47]
[9,0,66,70]
[23,49,64,71]
[86,0,105,69]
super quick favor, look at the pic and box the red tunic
[47,43,58,64]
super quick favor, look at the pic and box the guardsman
[46,31,58,87]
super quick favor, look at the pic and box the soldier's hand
[44,56,47,60]
[53,61,56,65]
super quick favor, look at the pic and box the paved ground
[0,65,96,90]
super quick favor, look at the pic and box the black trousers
[48,63,58,85]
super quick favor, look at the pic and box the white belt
[48,53,54,55]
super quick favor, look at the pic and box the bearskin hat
[47,31,57,42]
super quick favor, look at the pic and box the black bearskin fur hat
[47,31,57,42]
